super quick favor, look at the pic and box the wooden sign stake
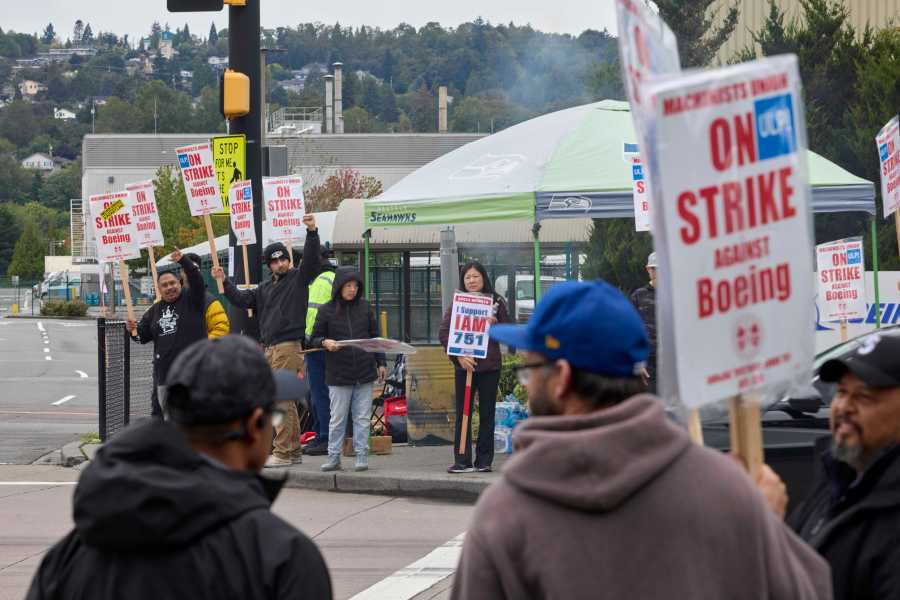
[895,211,900,258]
[147,247,161,303]
[458,369,474,456]
[288,238,294,267]
[241,244,253,318]
[840,317,848,342]
[729,395,763,478]
[118,261,137,337]
[203,214,224,294]
[687,408,704,445]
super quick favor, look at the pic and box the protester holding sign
[183,252,230,339]
[127,249,207,418]
[451,280,830,600]
[212,214,321,468]
[438,261,511,474]
[309,267,387,473]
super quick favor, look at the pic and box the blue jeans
[306,351,330,442]
[327,382,374,458]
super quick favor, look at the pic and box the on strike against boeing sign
[645,55,814,409]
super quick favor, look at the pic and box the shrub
[41,299,88,317]
[499,353,528,404]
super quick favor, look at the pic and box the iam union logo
[733,315,763,360]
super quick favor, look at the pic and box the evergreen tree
[72,20,84,45]
[0,205,20,276]
[41,23,56,45]
[7,217,45,279]
[208,23,218,46]
[81,23,94,45]
[654,0,739,66]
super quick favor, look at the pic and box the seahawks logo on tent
[547,195,592,211]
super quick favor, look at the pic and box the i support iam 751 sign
[175,142,224,216]
[447,292,494,359]
[644,55,814,409]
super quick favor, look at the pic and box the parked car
[494,275,567,322]
[702,326,898,511]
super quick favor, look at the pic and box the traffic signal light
[220,69,250,119]
[167,0,223,11]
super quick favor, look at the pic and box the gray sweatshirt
[451,395,831,600]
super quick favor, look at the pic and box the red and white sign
[446,292,494,359]
[644,55,814,409]
[624,151,650,231]
[262,176,305,243]
[125,180,164,248]
[89,192,141,263]
[229,180,257,246]
[175,142,224,216]
[816,238,866,321]
[877,115,900,218]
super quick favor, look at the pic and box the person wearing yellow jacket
[303,248,336,456]
[184,253,230,339]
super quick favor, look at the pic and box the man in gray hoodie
[451,280,831,600]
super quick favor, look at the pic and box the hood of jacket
[332,266,364,303]
[72,421,283,551]
[504,395,690,512]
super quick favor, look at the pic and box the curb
[283,470,489,503]
[3,315,97,321]
[33,441,88,467]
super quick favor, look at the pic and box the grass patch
[80,432,101,445]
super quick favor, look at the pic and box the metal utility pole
[226,0,263,338]
[439,227,459,313]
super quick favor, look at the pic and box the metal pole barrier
[123,324,131,426]
[872,216,881,328]
[97,318,108,442]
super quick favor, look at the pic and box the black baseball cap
[263,242,289,265]
[819,332,900,388]
[165,335,308,425]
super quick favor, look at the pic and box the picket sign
[262,176,305,267]
[126,180,165,302]
[876,116,900,256]
[615,0,709,444]
[816,237,866,342]
[229,180,256,317]
[640,55,815,473]
[89,192,142,334]
[174,142,225,293]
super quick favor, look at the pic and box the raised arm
[296,214,321,285]
[213,265,258,310]
[176,252,205,310]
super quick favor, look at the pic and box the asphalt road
[0,466,471,600]
[0,319,98,464]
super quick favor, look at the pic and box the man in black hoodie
[129,248,207,417]
[784,330,900,599]
[213,214,320,467]
[26,335,332,600]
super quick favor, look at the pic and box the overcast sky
[4,1,619,43]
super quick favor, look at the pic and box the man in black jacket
[26,335,332,600]
[213,214,320,468]
[129,248,207,417]
[629,251,657,393]
[309,267,386,472]
[786,330,900,599]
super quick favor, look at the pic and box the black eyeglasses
[511,360,556,385]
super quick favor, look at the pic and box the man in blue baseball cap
[451,280,830,600]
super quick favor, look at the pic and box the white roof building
[22,153,55,172]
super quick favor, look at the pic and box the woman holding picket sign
[439,260,511,474]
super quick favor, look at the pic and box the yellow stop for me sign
[211,134,246,215]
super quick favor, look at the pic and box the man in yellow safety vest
[303,247,336,456]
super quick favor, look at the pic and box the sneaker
[447,464,474,474]
[264,455,292,469]
[475,466,492,473]
[321,456,341,472]
[305,441,329,456]
[355,453,368,472]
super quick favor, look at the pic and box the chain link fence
[97,318,155,441]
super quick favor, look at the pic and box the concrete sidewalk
[70,442,506,503]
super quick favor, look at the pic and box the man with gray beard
[786,331,900,600]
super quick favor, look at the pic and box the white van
[494,275,567,322]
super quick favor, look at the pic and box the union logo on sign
[177,153,190,169]
[242,186,251,200]
[733,315,763,360]
[754,93,797,161]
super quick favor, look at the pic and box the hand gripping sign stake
[203,215,225,294]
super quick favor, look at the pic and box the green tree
[343,106,373,133]
[0,155,30,202]
[654,0,740,66]
[95,97,139,132]
[208,23,218,46]
[41,23,56,45]
[583,219,653,293]
[0,204,20,275]
[81,23,94,45]
[0,101,37,147]
[7,217,45,279]
[407,85,434,132]
[39,160,81,211]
